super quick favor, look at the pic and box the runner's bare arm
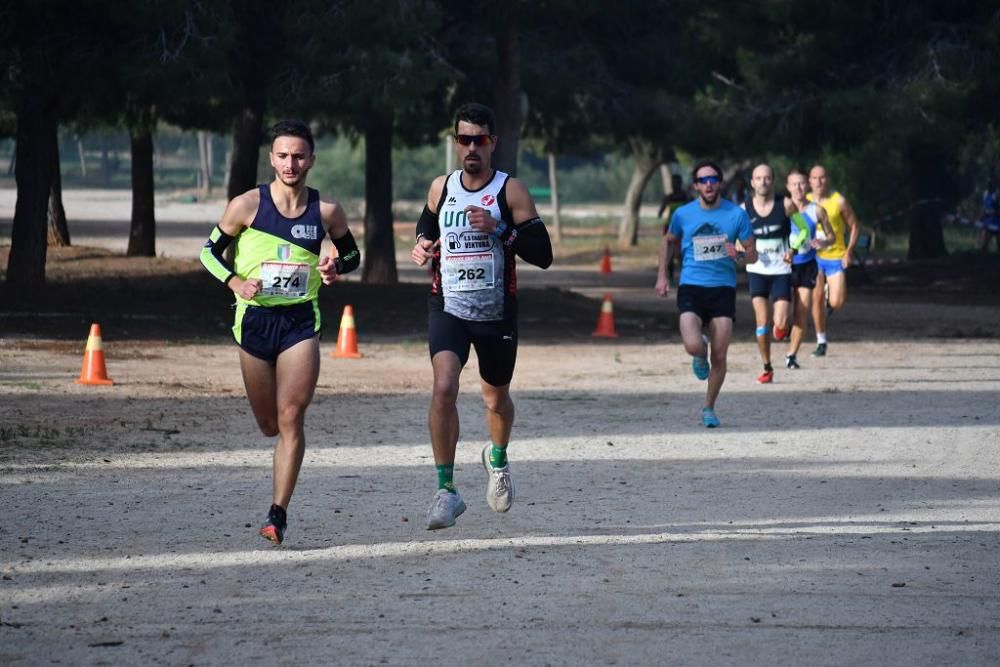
[412,175,447,266]
[814,207,835,248]
[840,196,861,266]
[740,236,758,264]
[318,198,359,284]
[200,190,260,300]
[656,230,678,296]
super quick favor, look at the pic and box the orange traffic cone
[76,323,114,385]
[331,305,363,358]
[592,293,619,338]
[599,245,613,274]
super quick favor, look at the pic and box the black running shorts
[748,272,791,301]
[676,285,736,322]
[236,301,320,365]
[790,260,818,289]
[428,300,518,387]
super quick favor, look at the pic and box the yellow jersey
[807,191,847,259]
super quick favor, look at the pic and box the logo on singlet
[442,210,468,228]
[481,194,495,207]
[291,224,318,240]
[277,244,291,261]
[445,231,493,253]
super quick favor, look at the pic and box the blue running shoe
[691,356,710,381]
[702,408,720,428]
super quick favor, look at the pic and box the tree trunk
[8,101,56,288]
[198,130,212,197]
[227,107,263,201]
[47,123,70,247]
[76,138,87,177]
[127,124,156,257]
[905,140,948,259]
[907,200,946,259]
[361,108,398,284]
[492,8,526,176]
[444,133,455,174]
[660,164,672,194]
[100,134,113,187]
[617,145,662,248]
[547,151,562,243]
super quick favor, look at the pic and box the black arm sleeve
[502,217,553,269]
[199,225,237,285]
[332,230,360,274]
[415,205,441,241]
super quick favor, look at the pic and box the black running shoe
[812,343,827,357]
[259,504,287,545]
[785,354,800,369]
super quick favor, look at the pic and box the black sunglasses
[455,134,494,146]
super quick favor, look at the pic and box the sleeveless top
[745,197,791,276]
[433,169,516,321]
[790,202,820,265]
[807,191,847,259]
[233,185,326,307]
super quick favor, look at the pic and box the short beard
[700,191,719,206]
[463,158,483,175]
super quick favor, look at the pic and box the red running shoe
[259,504,286,545]
[756,369,774,384]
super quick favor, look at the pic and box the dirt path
[2,188,1000,664]
[2,334,1000,665]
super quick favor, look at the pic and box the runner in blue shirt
[977,176,998,252]
[656,160,756,428]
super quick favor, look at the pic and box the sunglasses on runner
[695,175,721,185]
[455,134,494,146]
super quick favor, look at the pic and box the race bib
[756,238,787,267]
[259,261,309,297]
[442,253,494,292]
[692,234,728,262]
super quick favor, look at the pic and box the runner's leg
[751,296,770,366]
[789,287,811,357]
[705,317,732,409]
[811,270,827,340]
[429,351,462,467]
[481,381,514,448]
[271,336,320,508]
[679,312,707,357]
[826,270,847,311]
[239,348,279,437]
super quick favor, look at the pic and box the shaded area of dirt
[0,246,670,342]
[2,246,999,344]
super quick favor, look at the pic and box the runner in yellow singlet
[806,165,860,357]
[199,120,359,545]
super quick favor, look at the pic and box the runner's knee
[431,376,460,407]
[482,390,512,415]
[255,416,279,437]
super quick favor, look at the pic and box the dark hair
[691,159,723,182]
[454,103,496,136]
[270,120,314,154]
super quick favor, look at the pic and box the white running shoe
[426,489,466,530]
[481,444,514,513]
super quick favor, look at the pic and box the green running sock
[489,442,508,468]
[436,464,455,493]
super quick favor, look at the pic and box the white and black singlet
[432,169,517,322]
